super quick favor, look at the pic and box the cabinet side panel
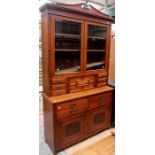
[106,25,112,80]
[43,97,55,153]
[41,14,50,95]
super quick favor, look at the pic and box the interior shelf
[88,36,105,40]
[55,33,80,39]
[55,49,80,52]
[87,49,105,52]
[56,61,104,74]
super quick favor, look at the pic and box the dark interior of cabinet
[55,19,81,73]
[87,25,107,70]
[54,19,108,73]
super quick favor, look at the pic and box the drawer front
[69,76,95,84]
[51,83,67,90]
[68,76,95,93]
[97,82,107,87]
[51,78,66,85]
[56,98,88,119]
[51,89,66,96]
[88,92,113,110]
[98,78,107,83]
[98,73,107,78]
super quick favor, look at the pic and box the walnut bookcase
[40,2,114,155]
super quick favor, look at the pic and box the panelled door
[58,115,84,148]
[85,105,109,135]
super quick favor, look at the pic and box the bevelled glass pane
[55,19,81,35]
[55,19,81,73]
[87,24,107,70]
[88,25,106,38]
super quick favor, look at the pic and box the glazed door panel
[54,16,84,74]
[85,105,109,135]
[58,115,84,148]
[85,22,109,71]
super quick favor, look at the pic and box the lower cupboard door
[58,115,84,148]
[85,105,109,135]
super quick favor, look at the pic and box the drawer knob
[57,91,62,95]
[57,85,62,89]
[70,109,77,114]
[57,80,62,84]
[71,103,77,108]
[57,106,62,110]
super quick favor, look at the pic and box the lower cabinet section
[43,88,114,155]
[56,103,111,150]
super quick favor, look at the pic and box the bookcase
[40,2,114,155]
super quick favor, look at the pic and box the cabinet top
[43,86,114,104]
[39,2,113,22]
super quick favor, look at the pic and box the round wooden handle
[57,106,62,110]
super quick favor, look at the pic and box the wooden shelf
[87,49,105,52]
[88,36,105,40]
[55,33,80,39]
[55,49,80,52]
[55,62,104,74]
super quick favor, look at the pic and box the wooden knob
[57,106,62,110]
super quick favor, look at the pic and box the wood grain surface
[71,135,115,155]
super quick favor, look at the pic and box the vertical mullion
[83,21,87,73]
[50,16,55,75]
[80,21,85,74]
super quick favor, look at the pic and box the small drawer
[51,89,66,96]
[51,78,66,85]
[82,83,94,90]
[98,73,107,78]
[97,82,107,87]
[89,92,113,103]
[98,78,107,83]
[69,76,95,84]
[69,89,82,93]
[51,84,66,90]
[56,98,88,119]
[88,92,113,110]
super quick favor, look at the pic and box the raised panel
[58,116,84,148]
[85,105,109,135]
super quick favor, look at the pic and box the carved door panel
[58,115,84,148]
[85,105,109,135]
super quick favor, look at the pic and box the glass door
[86,24,107,71]
[54,18,82,74]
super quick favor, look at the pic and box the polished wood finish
[43,86,113,104]
[85,105,109,135]
[40,2,114,155]
[56,98,88,119]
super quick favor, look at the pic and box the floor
[39,113,114,155]
[71,136,115,155]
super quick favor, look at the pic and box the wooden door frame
[50,15,85,76]
[84,21,110,75]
